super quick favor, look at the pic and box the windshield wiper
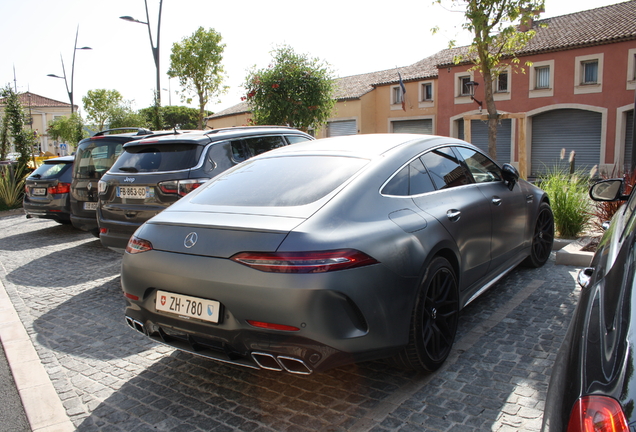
[118,167,139,173]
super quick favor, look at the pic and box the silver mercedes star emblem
[184,232,198,248]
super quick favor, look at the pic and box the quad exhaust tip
[125,317,313,375]
[251,352,313,375]
[125,316,146,334]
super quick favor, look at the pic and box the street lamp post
[47,25,91,114]
[120,0,164,111]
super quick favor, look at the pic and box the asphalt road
[0,210,583,431]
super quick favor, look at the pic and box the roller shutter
[457,119,511,165]
[625,110,634,171]
[530,109,601,177]
[391,119,433,134]
[327,120,357,137]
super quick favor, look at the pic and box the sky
[0,0,628,117]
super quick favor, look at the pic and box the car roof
[124,126,312,148]
[258,134,460,159]
[78,128,154,146]
[43,156,74,163]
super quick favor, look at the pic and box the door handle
[446,209,461,222]
[492,197,502,206]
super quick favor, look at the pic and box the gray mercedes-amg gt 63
[121,134,554,374]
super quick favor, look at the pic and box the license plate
[83,201,98,210]
[156,290,220,324]
[32,187,46,196]
[117,186,154,199]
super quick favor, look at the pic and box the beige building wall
[206,112,251,129]
[373,81,437,133]
[30,106,74,155]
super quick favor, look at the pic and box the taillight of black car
[567,396,628,432]
[158,179,208,197]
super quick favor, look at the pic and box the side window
[454,147,502,183]
[244,136,287,156]
[286,135,312,144]
[230,140,249,162]
[382,158,436,196]
[421,147,472,189]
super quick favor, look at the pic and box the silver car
[121,134,554,374]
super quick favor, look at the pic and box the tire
[523,202,554,268]
[391,257,459,372]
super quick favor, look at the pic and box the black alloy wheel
[523,202,554,268]
[392,256,459,372]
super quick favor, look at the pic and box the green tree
[168,27,227,129]
[138,105,210,130]
[47,113,88,150]
[82,89,124,130]
[0,113,8,161]
[243,45,335,131]
[108,104,148,129]
[436,0,543,160]
[1,85,36,171]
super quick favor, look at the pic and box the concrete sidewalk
[0,277,74,432]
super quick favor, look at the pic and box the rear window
[73,142,123,179]
[191,156,368,207]
[30,161,72,179]
[111,144,203,173]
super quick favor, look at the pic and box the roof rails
[93,128,153,137]
[204,125,294,135]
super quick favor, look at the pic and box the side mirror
[501,163,519,191]
[589,179,628,202]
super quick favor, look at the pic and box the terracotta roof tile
[0,92,74,109]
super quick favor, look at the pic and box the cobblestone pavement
[0,212,582,432]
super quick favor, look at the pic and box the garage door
[391,119,433,134]
[458,119,511,165]
[327,120,357,137]
[531,109,601,177]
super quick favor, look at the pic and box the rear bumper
[23,196,70,222]
[121,249,417,372]
[97,220,140,251]
[23,205,70,222]
[71,214,98,232]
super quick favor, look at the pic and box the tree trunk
[482,72,498,162]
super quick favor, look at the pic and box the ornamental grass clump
[538,150,594,239]
[0,164,28,210]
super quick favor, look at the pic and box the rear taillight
[567,396,629,432]
[158,179,208,197]
[98,180,107,194]
[47,182,70,194]
[230,249,379,273]
[125,236,153,254]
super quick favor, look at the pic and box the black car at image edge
[542,177,636,432]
